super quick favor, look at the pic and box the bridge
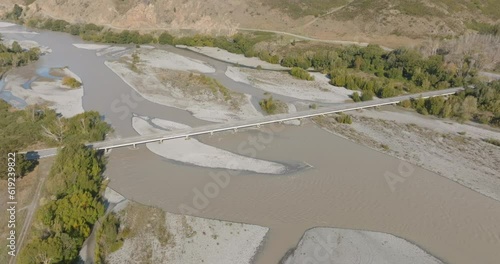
[25,87,464,159]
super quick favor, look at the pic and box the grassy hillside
[260,0,500,19]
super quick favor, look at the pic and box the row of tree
[18,143,107,264]
[401,81,500,126]
[0,40,41,75]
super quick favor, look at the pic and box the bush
[289,67,314,81]
[62,77,82,88]
[259,96,277,114]
[361,90,374,101]
[483,138,500,147]
[335,114,352,124]
[351,92,361,102]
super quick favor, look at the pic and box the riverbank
[177,45,289,70]
[282,227,443,264]
[225,66,354,103]
[107,198,268,264]
[315,106,500,202]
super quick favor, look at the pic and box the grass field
[259,0,500,20]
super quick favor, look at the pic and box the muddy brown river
[2,24,499,264]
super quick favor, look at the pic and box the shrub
[62,77,82,88]
[361,90,374,101]
[483,138,500,147]
[289,67,314,81]
[335,114,352,124]
[259,96,277,114]
[351,92,361,102]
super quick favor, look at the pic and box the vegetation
[62,76,82,88]
[351,92,361,102]
[335,113,352,124]
[258,0,349,19]
[195,75,232,101]
[0,41,41,75]
[482,138,500,147]
[4,4,23,22]
[466,20,500,36]
[259,96,281,114]
[400,81,500,126]
[0,100,111,179]
[129,52,140,72]
[95,213,126,264]
[18,143,107,264]
[289,67,314,80]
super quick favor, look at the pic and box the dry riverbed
[5,67,84,117]
[283,228,443,264]
[225,66,354,103]
[105,48,262,122]
[107,200,268,264]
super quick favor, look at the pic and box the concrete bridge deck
[25,87,464,159]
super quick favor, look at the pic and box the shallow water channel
[2,24,499,264]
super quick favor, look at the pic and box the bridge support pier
[159,139,163,144]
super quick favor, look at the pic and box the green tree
[426,97,445,116]
[458,96,478,121]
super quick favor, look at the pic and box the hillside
[0,0,499,47]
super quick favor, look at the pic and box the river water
[2,25,500,264]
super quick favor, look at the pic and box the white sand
[351,109,500,140]
[178,45,289,70]
[132,115,287,174]
[225,66,354,103]
[284,103,301,126]
[0,22,15,28]
[283,228,442,264]
[96,46,127,57]
[0,30,37,34]
[73,43,110,50]
[108,204,268,264]
[6,69,84,117]
[105,56,261,123]
[139,48,215,73]
[104,187,127,204]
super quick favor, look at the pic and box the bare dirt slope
[1,0,499,46]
